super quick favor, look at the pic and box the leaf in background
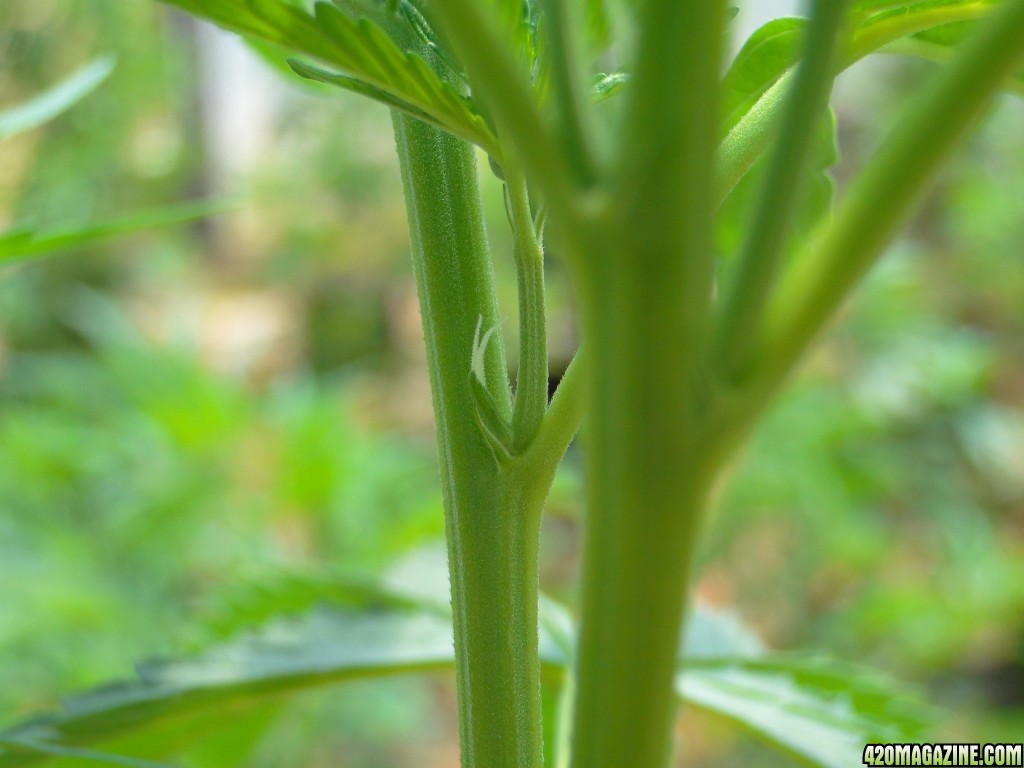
[0,740,170,768]
[884,18,1024,95]
[725,1,1013,143]
[721,17,805,135]
[0,606,459,767]
[679,603,764,662]
[196,568,446,643]
[157,0,497,153]
[0,199,235,267]
[678,656,934,768]
[0,588,931,768]
[0,56,115,140]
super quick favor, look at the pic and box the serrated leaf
[157,0,497,153]
[0,56,115,140]
[198,568,443,642]
[0,590,932,768]
[0,607,459,767]
[0,200,235,267]
[678,656,933,768]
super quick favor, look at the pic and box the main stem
[392,113,543,768]
[570,3,724,767]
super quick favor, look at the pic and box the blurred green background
[1,1,1022,765]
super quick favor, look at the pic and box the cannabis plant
[2,0,1024,767]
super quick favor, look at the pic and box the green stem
[715,0,849,379]
[749,0,1024,409]
[715,72,794,204]
[539,0,597,182]
[615,1,725,364]
[519,348,586,480]
[392,112,542,768]
[507,168,549,453]
[571,4,725,768]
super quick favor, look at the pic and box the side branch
[746,0,1024,422]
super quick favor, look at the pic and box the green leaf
[678,657,933,768]
[0,740,170,768]
[0,592,929,768]
[719,2,1016,208]
[677,607,933,768]
[0,56,115,140]
[157,0,497,153]
[0,606,459,767]
[197,567,444,642]
[884,18,1024,95]
[725,2,1014,140]
[721,17,805,135]
[0,200,235,267]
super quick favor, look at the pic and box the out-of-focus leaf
[0,605,458,767]
[724,2,1013,142]
[0,56,115,140]
[678,656,933,768]
[158,0,497,152]
[0,739,169,768]
[883,18,1024,95]
[850,0,978,15]
[197,568,445,642]
[0,589,931,768]
[0,199,235,266]
[680,603,764,661]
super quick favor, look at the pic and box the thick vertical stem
[392,113,543,768]
[570,253,718,768]
[570,2,725,767]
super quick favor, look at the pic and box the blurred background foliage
[0,1,1021,765]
